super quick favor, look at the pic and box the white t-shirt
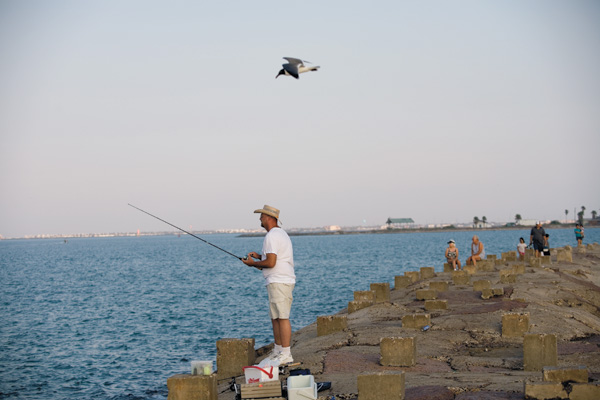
[261,227,295,285]
[517,242,527,255]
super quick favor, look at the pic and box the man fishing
[243,205,296,365]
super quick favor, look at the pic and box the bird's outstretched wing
[283,57,306,66]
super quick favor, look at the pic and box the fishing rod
[128,203,246,261]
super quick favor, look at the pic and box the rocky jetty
[217,243,600,399]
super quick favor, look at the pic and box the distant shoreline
[3,222,597,241]
[238,223,599,238]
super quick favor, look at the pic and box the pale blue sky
[1,1,599,237]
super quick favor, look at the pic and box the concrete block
[478,260,496,272]
[495,259,505,266]
[524,334,558,371]
[395,275,412,289]
[529,258,542,268]
[443,263,454,273]
[452,271,470,285]
[415,289,437,300]
[487,254,497,261]
[502,312,530,337]
[317,315,347,336]
[420,267,435,279]
[556,248,573,263]
[473,279,491,291]
[512,264,526,274]
[570,383,600,400]
[167,374,218,400]
[357,372,405,400]
[481,287,504,299]
[463,265,477,275]
[543,366,588,383]
[405,271,419,283]
[380,337,416,367]
[428,281,449,292]
[216,338,255,380]
[348,300,373,314]
[424,299,447,310]
[500,273,517,284]
[541,255,551,265]
[370,282,390,303]
[354,290,376,302]
[502,251,517,262]
[401,314,430,329]
[524,382,567,399]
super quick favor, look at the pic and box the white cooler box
[287,375,317,400]
[242,365,279,384]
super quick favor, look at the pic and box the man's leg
[271,318,291,347]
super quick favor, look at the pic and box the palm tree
[592,210,597,220]
[515,214,522,225]
[581,206,586,217]
[577,211,584,225]
[473,216,480,228]
[482,216,487,227]
[564,209,568,223]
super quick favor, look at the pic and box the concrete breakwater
[177,243,600,399]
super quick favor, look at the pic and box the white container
[191,360,212,376]
[242,365,279,384]
[287,375,317,400]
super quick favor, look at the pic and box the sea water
[1,227,597,399]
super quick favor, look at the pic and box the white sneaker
[272,352,293,365]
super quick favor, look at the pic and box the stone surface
[380,337,416,367]
[317,315,348,336]
[354,290,376,302]
[215,338,255,380]
[415,289,437,300]
[429,281,449,292]
[424,299,448,310]
[370,282,391,303]
[401,314,430,329]
[502,312,530,337]
[357,372,405,400]
[167,374,217,400]
[523,334,558,371]
[420,267,435,280]
[542,365,588,383]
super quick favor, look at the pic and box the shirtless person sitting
[466,235,485,266]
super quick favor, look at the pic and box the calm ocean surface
[1,227,598,399]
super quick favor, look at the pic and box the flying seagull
[276,57,320,79]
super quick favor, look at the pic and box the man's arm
[243,253,277,269]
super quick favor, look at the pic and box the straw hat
[254,205,280,221]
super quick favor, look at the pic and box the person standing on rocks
[243,205,296,365]
[575,223,584,246]
[529,221,546,258]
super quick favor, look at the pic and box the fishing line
[128,203,246,261]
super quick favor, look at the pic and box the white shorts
[267,283,294,320]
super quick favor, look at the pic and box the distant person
[529,221,546,258]
[466,235,485,266]
[543,234,551,256]
[574,223,584,246]
[517,237,527,260]
[445,239,461,271]
[243,205,295,365]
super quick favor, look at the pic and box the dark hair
[545,234,549,237]
[519,237,524,242]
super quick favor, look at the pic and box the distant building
[386,218,415,229]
